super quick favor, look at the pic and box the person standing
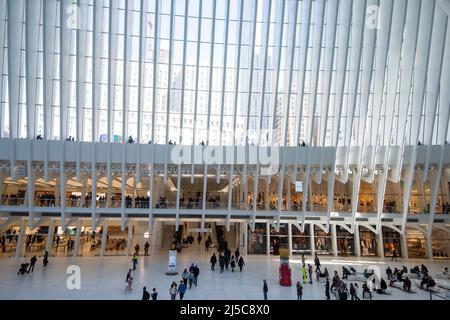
[28,255,37,273]
[151,288,158,300]
[301,265,308,284]
[135,244,140,256]
[193,265,200,287]
[144,241,150,256]
[238,256,245,272]
[142,287,150,300]
[296,281,303,300]
[325,278,330,300]
[43,250,49,266]
[197,233,202,245]
[178,280,187,300]
[263,280,268,300]
[169,282,178,300]
[235,248,240,261]
[210,253,217,271]
[132,253,138,271]
[219,254,225,273]
[350,283,359,300]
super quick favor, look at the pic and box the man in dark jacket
[142,287,150,300]
[403,276,412,292]
[210,253,217,271]
[28,255,37,273]
[193,265,200,287]
[263,280,268,300]
[314,253,321,272]
[325,278,330,300]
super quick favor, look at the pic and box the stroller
[18,263,29,275]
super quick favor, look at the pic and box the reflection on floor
[0,242,448,300]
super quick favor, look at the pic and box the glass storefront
[270,224,288,255]
[314,226,332,255]
[105,225,128,256]
[405,229,426,258]
[431,229,450,258]
[382,226,402,257]
[248,223,267,254]
[336,226,355,256]
[0,225,20,256]
[359,226,378,256]
[292,224,311,255]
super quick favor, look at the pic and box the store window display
[336,226,355,256]
[359,226,377,256]
[248,223,267,254]
[405,229,426,258]
[270,224,288,255]
[382,226,402,257]
[314,226,332,255]
[292,224,311,255]
[431,229,450,258]
[105,226,128,256]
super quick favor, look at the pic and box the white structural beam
[401,0,436,233]
[326,0,352,229]
[0,0,6,139]
[301,0,325,228]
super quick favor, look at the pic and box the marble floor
[0,243,448,300]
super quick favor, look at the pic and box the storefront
[248,223,267,254]
[22,226,48,257]
[431,229,450,258]
[80,226,103,256]
[314,226,332,255]
[270,224,288,255]
[336,226,355,256]
[382,226,402,257]
[291,224,311,255]
[359,226,378,256]
[0,225,20,256]
[405,229,426,258]
[105,225,128,256]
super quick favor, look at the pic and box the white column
[425,234,433,259]
[288,222,292,256]
[331,223,338,257]
[46,218,55,253]
[309,223,315,257]
[401,233,409,259]
[243,221,248,255]
[100,220,108,256]
[377,229,384,258]
[151,221,159,256]
[15,219,26,258]
[266,222,270,255]
[106,176,112,207]
[265,179,270,211]
[80,175,87,207]
[132,177,136,208]
[126,221,133,256]
[354,224,361,257]
[286,176,291,211]
[73,219,82,257]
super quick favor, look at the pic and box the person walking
[210,253,217,271]
[325,278,330,300]
[43,250,49,266]
[263,280,268,300]
[350,283,359,300]
[28,255,37,273]
[308,264,313,284]
[314,253,321,272]
[296,281,303,300]
[178,280,187,300]
[235,248,240,261]
[169,282,178,300]
[193,265,200,287]
[219,254,225,273]
[188,271,194,289]
[224,253,230,271]
[197,233,202,245]
[230,255,236,272]
[392,248,398,262]
[151,288,158,300]
[142,287,150,300]
[125,269,133,291]
[144,241,150,256]
[132,253,138,271]
[238,256,245,272]
[204,240,209,252]
[301,265,308,284]
[182,268,190,285]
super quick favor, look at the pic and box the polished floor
[0,243,449,300]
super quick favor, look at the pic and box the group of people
[17,251,49,275]
[209,249,245,273]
